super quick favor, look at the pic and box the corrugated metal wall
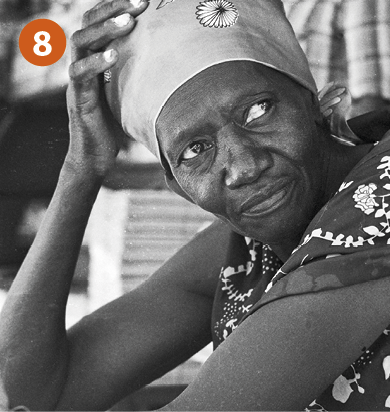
[122,190,214,292]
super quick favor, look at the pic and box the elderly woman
[1,0,390,410]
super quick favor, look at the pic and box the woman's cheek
[198,181,226,215]
[179,171,224,214]
[282,120,318,164]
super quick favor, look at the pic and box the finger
[82,0,148,28]
[317,81,335,101]
[320,96,341,110]
[71,12,135,56]
[320,87,346,105]
[322,108,333,118]
[69,49,118,85]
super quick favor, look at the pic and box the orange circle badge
[19,19,66,67]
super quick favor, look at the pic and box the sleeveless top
[211,137,390,410]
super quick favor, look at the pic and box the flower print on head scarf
[104,0,318,161]
[196,0,239,28]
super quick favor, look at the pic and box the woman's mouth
[239,182,294,218]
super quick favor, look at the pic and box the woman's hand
[318,81,363,145]
[66,0,149,178]
[0,6,146,407]
[318,81,349,119]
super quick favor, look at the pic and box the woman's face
[157,62,329,246]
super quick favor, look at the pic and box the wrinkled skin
[157,62,371,260]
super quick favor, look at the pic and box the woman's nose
[223,134,271,189]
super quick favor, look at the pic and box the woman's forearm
[0,164,102,410]
[0,2,148,408]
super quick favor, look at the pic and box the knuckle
[69,60,87,82]
[82,9,94,27]
[69,55,102,82]
[70,30,82,47]
[106,0,130,16]
[94,1,116,19]
[82,12,89,27]
[82,1,132,29]
[68,63,77,80]
[107,0,120,12]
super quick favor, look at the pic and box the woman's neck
[323,139,373,201]
[269,139,374,263]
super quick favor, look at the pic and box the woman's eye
[245,99,273,125]
[181,140,213,160]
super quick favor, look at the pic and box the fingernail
[113,13,131,27]
[328,97,341,106]
[104,49,115,62]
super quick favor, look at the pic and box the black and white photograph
[0,0,390,410]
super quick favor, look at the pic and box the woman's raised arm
[0,8,234,410]
[0,174,229,410]
[0,1,151,409]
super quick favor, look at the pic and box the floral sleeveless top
[211,137,390,410]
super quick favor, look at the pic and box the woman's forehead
[176,61,284,96]
[157,61,299,133]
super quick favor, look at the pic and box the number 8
[33,31,52,56]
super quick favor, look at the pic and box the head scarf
[105,0,317,161]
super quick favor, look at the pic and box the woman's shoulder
[289,136,390,261]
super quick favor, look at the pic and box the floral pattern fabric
[212,239,282,347]
[212,137,390,410]
[196,0,239,28]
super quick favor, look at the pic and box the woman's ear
[165,174,195,203]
